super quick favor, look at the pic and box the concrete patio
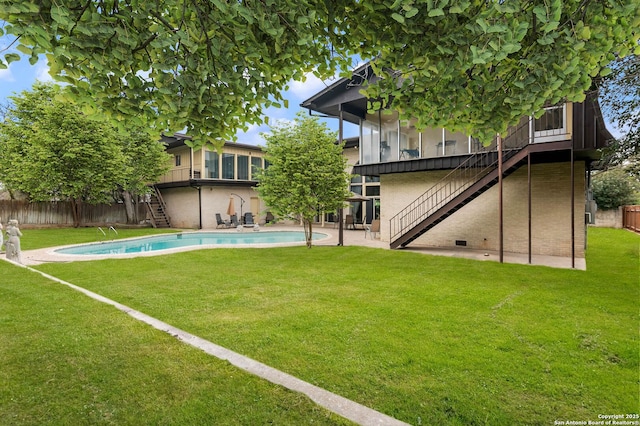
[20,223,585,270]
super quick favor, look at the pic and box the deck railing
[389,118,532,243]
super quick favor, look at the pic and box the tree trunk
[303,219,313,248]
[122,190,137,224]
[70,198,81,228]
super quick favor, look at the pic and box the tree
[256,113,350,248]
[0,83,170,226]
[592,169,638,210]
[597,54,639,172]
[1,1,637,147]
[117,127,171,224]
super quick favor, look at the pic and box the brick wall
[381,162,586,257]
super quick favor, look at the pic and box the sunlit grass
[3,227,638,424]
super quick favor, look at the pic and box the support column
[498,134,503,263]
[571,145,575,268]
[528,152,532,264]
[338,105,344,246]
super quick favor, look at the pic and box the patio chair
[345,214,355,230]
[244,212,255,225]
[365,219,380,239]
[230,214,239,227]
[216,213,230,228]
[265,212,275,224]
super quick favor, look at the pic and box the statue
[5,219,22,264]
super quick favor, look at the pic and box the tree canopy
[598,54,639,172]
[592,169,639,210]
[256,113,350,247]
[1,0,638,146]
[0,83,170,226]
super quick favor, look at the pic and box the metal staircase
[389,120,533,249]
[145,185,172,228]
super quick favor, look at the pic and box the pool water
[55,231,324,255]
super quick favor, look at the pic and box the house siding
[381,162,586,258]
[161,186,266,229]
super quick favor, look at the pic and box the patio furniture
[265,212,275,224]
[229,214,239,227]
[243,212,255,225]
[216,213,230,228]
[365,219,380,239]
[400,149,420,159]
[345,214,355,230]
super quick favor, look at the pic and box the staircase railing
[389,118,532,243]
[146,185,171,228]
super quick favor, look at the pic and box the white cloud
[287,69,343,102]
[34,61,52,82]
[0,65,15,82]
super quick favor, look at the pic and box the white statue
[6,219,22,263]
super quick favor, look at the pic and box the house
[154,134,269,229]
[302,63,612,267]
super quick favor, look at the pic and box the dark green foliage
[592,169,638,209]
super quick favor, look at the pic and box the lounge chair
[244,212,255,225]
[216,213,230,228]
[230,214,239,227]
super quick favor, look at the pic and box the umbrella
[226,197,235,216]
[346,191,368,202]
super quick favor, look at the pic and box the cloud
[0,65,15,82]
[287,70,340,102]
[34,61,52,83]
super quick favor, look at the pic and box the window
[237,155,249,180]
[534,104,566,140]
[175,154,181,167]
[205,152,219,178]
[251,157,262,178]
[361,120,380,164]
[222,153,235,179]
[366,186,380,197]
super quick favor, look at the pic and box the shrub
[592,169,638,209]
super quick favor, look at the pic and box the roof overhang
[300,63,376,124]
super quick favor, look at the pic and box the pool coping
[20,227,336,265]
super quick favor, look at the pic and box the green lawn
[2,227,638,425]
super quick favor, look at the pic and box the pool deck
[20,223,584,269]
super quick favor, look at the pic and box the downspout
[198,186,202,229]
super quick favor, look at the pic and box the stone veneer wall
[380,162,586,258]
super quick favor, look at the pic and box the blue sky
[0,50,360,146]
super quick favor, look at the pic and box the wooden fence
[622,205,640,233]
[0,200,146,227]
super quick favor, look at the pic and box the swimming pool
[54,231,327,256]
